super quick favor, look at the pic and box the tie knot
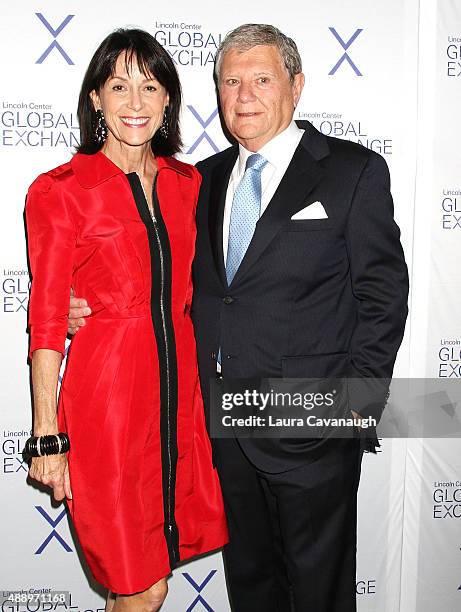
[245,153,267,173]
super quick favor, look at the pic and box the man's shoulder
[298,119,386,170]
[195,145,236,176]
[323,132,389,177]
[323,136,391,187]
[326,133,377,163]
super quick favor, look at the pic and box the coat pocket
[281,351,350,378]
[281,352,352,423]
[283,219,334,232]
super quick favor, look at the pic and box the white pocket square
[291,201,328,220]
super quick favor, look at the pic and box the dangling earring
[94,108,108,143]
[159,106,169,138]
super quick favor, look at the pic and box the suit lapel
[208,146,238,287]
[229,127,328,287]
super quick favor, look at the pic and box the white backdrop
[0,1,460,610]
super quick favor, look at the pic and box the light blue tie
[226,153,268,285]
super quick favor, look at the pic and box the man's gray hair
[214,23,302,83]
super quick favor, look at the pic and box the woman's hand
[29,452,72,502]
[29,349,72,502]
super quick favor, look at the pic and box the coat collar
[71,150,193,189]
[295,119,330,161]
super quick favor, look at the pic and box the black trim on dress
[125,171,180,569]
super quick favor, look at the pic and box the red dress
[25,151,228,594]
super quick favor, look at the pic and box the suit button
[223,296,234,304]
[211,351,217,359]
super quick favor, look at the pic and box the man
[69,24,408,611]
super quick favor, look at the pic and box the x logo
[35,14,75,65]
[328,28,363,76]
[183,570,217,611]
[34,506,73,553]
[186,106,220,154]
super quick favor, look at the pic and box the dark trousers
[213,437,364,612]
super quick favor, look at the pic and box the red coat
[26,150,228,593]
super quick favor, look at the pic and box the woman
[24,28,228,612]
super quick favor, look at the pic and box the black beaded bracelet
[23,433,70,458]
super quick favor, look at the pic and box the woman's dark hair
[77,28,182,156]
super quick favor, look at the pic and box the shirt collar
[236,120,304,174]
[71,150,193,189]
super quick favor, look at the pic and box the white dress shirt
[223,120,305,264]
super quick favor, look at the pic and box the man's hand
[351,410,363,430]
[68,289,91,335]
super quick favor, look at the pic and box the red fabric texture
[25,151,228,593]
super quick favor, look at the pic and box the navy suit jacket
[192,120,409,472]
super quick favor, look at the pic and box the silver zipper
[138,174,176,558]
[138,177,156,221]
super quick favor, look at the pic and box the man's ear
[292,72,305,108]
[89,89,101,111]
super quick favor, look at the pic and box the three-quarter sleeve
[25,173,77,360]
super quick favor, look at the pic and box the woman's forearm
[31,349,63,435]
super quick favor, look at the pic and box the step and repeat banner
[0,1,459,610]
